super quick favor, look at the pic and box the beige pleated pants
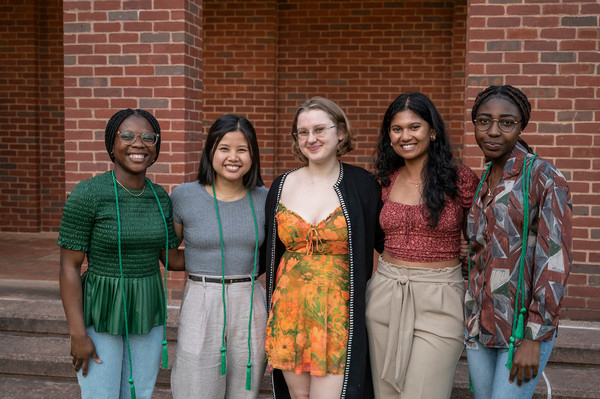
[171,275,267,399]
[365,256,465,399]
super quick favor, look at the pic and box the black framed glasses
[293,125,336,140]
[117,130,159,146]
[473,117,520,133]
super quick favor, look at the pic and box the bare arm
[160,221,185,271]
[59,248,100,376]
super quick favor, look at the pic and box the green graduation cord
[506,154,537,370]
[147,182,171,369]
[111,171,170,398]
[212,185,259,390]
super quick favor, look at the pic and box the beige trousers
[171,275,267,399]
[365,257,465,399]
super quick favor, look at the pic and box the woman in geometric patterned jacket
[465,85,572,399]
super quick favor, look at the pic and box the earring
[431,136,436,142]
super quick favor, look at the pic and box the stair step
[1,279,599,398]
[0,375,174,399]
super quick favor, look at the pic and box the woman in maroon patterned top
[366,92,479,398]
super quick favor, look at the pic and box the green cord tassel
[515,307,526,340]
[469,373,473,392]
[246,362,252,390]
[162,339,169,368]
[506,337,515,370]
[129,378,136,399]
[220,347,227,375]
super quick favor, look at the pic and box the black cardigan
[265,162,384,399]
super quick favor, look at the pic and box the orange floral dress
[265,203,349,376]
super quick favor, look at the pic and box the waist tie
[376,257,462,393]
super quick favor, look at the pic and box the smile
[400,144,417,150]
[128,154,147,160]
[225,165,240,171]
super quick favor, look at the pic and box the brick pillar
[63,0,204,298]
[463,1,600,321]
[0,0,64,232]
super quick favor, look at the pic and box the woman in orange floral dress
[264,97,384,399]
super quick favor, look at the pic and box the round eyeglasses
[117,130,159,146]
[293,125,336,140]
[473,117,520,133]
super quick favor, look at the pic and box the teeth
[130,154,145,159]
[225,165,240,171]
[401,144,417,149]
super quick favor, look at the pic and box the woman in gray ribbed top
[170,114,268,399]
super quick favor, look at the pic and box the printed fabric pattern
[266,204,349,376]
[465,142,572,348]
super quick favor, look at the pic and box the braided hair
[374,92,458,228]
[105,108,162,164]
[472,85,533,153]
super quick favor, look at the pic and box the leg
[282,371,310,399]
[309,374,344,399]
[225,281,268,399]
[466,338,498,399]
[400,269,465,398]
[120,325,163,399]
[365,268,399,398]
[171,281,227,399]
[77,326,123,399]
[490,333,556,399]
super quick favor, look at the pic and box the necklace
[115,178,146,197]
[402,168,423,186]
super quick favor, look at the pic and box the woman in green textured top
[58,109,184,399]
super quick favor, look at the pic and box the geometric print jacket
[465,142,572,348]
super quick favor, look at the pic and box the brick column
[63,0,204,298]
[463,0,600,321]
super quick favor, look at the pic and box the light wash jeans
[76,325,163,399]
[466,333,556,399]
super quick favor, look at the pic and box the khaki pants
[171,275,267,399]
[365,257,465,399]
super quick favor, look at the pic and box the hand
[509,338,540,386]
[70,334,101,377]
[459,238,469,260]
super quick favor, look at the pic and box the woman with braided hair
[465,85,572,398]
[58,108,184,398]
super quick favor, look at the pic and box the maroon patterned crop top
[379,164,479,262]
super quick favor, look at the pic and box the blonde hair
[290,96,355,164]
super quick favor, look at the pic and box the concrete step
[0,375,174,399]
[1,279,600,399]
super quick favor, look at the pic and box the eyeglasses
[473,117,520,133]
[293,125,336,140]
[117,130,159,146]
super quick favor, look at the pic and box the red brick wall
[273,0,468,177]
[0,0,64,232]
[463,0,600,321]
[202,0,467,185]
[203,0,279,180]
[63,0,203,194]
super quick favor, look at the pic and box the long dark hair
[197,114,264,189]
[472,84,534,153]
[374,92,458,227]
[105,108,162,164]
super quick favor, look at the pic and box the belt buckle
[224,278,233,285]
